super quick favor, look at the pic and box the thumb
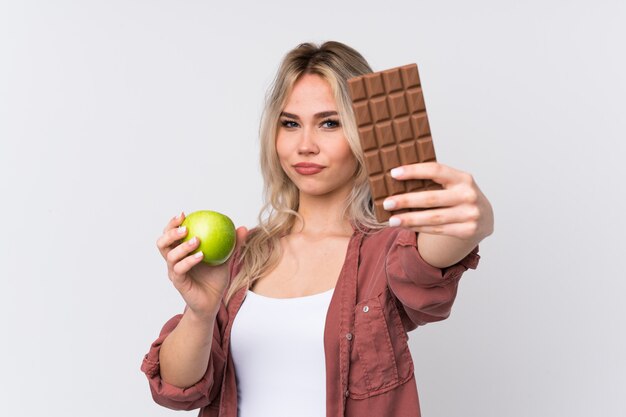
[234,226,248,251]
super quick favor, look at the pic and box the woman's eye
[321,119,340,129]
[280,120,299,128]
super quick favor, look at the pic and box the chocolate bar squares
[347,63,441,222]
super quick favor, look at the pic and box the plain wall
[1,0,625,416]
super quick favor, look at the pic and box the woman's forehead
[283,74,337,115]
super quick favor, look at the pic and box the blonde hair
[225,41,383,305]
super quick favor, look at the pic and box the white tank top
[230,288,334,417]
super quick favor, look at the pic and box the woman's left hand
[383,162,494,243]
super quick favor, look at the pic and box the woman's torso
[230,288,334,417]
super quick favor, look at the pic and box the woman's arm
[416,233,480,269]
[383,162,494,268]
[141,309,224,411]
[149,215,248,390]
[159,308,216,388]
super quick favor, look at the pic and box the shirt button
[363,306,369,313]
[345,389,350,397]
[346,332,353,341]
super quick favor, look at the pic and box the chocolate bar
[347,63,441,222]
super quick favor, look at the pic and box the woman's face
[276,73,358,200]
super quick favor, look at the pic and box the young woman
[142,41,494,417]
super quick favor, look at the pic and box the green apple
[181,210,236,266]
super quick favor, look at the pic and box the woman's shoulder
[358,226,416,255]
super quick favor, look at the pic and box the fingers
[389,206,480,240]
[384,162,486,240]
[166,236,205,284]
[156,212,186,257]
[390,162,473,187]
[171,250,205,277]
[383,189,464,211]
[388,204,478,227]
[166,235,200,265]
[402,222,479,240]
[163,211,185,234]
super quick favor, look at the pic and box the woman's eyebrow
[280,111,338,120]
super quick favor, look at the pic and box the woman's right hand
[156,212,248,320]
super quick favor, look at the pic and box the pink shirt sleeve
[386,228,480,329]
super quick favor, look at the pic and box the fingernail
[383,199,396,210]
[188,237,197,245]
[194,251,203,259]
[388,217,401,227]
[177,211,184,220]
[390,167,404,178]
[177,226,187,235]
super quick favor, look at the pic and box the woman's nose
[297,127,319,155]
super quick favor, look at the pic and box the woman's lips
[293,163,325,175]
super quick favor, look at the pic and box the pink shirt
[141,226,480,416]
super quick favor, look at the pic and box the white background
[1,1,625,416]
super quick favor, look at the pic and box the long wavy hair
[225,41,384,305]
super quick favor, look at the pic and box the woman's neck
[292,192,353,238]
